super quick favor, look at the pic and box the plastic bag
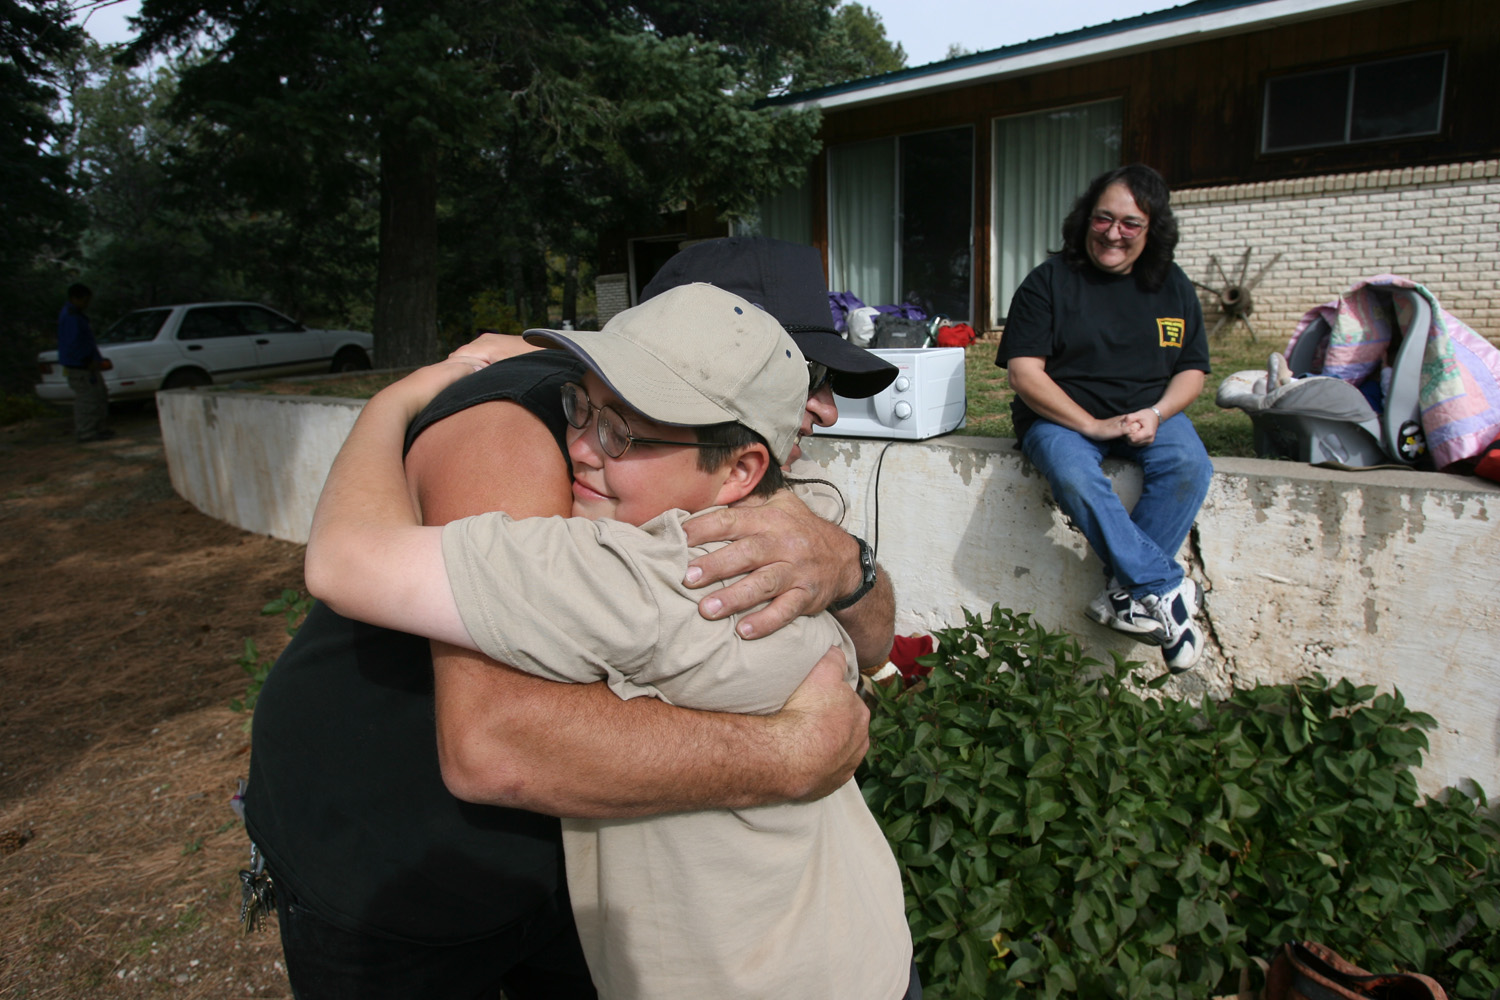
[847,306,879,347]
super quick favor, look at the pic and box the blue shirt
[57,302,100,368]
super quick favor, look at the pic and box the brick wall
[594,273,630,327]
[1173,160,1500,346]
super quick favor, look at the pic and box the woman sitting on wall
[996,163,1213,673]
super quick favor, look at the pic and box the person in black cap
[243,237,901,997]
[641,236,898,403]
[640,237,898,659]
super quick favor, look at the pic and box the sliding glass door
[827,126,973,320]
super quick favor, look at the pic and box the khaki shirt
[443,508,911,1000]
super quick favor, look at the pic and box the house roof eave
[775,0,1407,113]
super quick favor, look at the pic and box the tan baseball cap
[523,283,807,465]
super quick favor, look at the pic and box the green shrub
[0,392,55,426]
[859,605,1500,999]
[230,589,312,722]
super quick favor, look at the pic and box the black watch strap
[830,535,877,612]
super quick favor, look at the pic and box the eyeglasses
[807,361,832,395]
[1089,213,1147,239]
[560,382,716,459]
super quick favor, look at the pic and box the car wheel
[161,368,212,390]
[330,348,372,373]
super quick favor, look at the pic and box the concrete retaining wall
[160,388,1500,798]
[158,390,363,543]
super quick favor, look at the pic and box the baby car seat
[1216,287,1430,468]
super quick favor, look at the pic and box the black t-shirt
[244,350,585,944]
[996,254,1210,441]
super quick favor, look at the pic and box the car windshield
[99,310,171,344]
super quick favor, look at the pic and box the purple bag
[873,302,928,322]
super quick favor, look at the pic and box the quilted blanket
[1286,274,1500,469]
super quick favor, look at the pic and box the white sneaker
[1176,578,1205,619]
[1088,587,1166,638]
[1139,589,1205,673]
[1085,586,1115,626]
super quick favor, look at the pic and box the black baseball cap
[640,237,898,399]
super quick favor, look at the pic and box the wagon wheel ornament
[1192,247,1282,340]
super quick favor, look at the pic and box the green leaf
[1476,895,1500,928]
[884,812,916,843]
[1223,782,1261,820]
[1030,799,1067,823]
[1046,962,1077,994]
[1029,751,1065,779]
[942,728,976,749]
[1176,897,1208,936]
[929,814,955,854]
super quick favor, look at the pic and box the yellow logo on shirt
[1157,318,1185,348]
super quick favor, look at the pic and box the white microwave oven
[813,347,967,441]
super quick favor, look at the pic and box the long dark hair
[1059,163,1179,292]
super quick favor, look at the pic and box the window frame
[1260,50,1448,155]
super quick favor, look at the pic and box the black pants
[274,880,596,1000]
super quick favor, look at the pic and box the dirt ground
[0,405,304,998]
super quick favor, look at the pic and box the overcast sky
[860,0,1189,67]
[77,0,1189,66]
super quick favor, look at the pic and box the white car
[36,301,375,402]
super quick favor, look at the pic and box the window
[236,306,301,334]
[1262,51,1446,153]
[991,99,1122,322]
[177,307,244,341]
[99,309,170,344]
[827,126,974,321]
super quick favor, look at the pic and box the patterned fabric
[1287,274,1500,469]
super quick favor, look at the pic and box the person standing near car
[56,283,113,442]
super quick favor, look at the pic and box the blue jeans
[1020,414,1213,600]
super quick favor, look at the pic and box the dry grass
[1,407,302,998]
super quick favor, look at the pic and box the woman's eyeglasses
[1089,213,1147,239]
[561,382,716,459]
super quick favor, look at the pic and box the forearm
[832,565,895,672]
[1008,358,1106,436]
[434,644,843,817]
[1152,369,1207,420]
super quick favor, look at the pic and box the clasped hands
[1096,406,1162,446]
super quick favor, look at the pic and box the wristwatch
[830,535,877,612]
